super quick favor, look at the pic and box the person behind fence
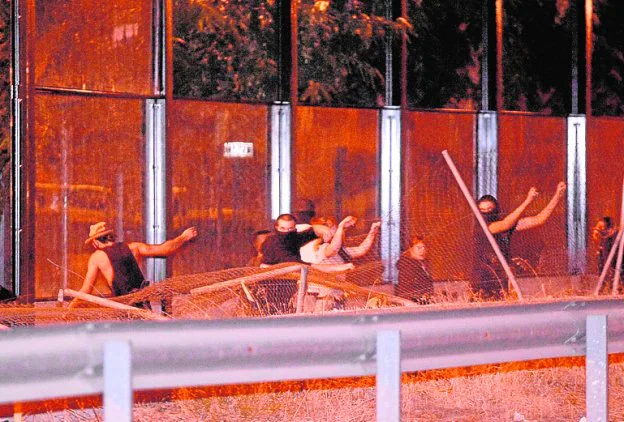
[473,182,566,299]
[592,216,618,273]
[292,198,316,225]
[247,229,271,267]
[261,213,331,265]
[395,235,434,304]
[299,216,381,270]
[71,222,197,305]
[254,214,330,314]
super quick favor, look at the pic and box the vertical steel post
[476,111,498,199]
[11,0,22,296]
[567,115,587,274]
[586,314,608,422]
[153,0,166,95]
[270,102,291,219]
[376,330,401,422]
[380,107,401,284]
[104,340,133,422]
[145,100,167,285]
[477,0,498,201]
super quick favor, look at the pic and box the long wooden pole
[593,228,624,295]
[611,229,624,295]
[63,289,169,321]
[190,264,302,296]
[442,150,523,299]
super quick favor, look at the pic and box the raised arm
[321,216,357,258]
[133,227,197,257]
[311,224,333,243]
[516,182,566,231]
[345,221,381,258]
[488,188,538,234]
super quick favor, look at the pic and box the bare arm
[68,252,104,308]
[133,227,197,257]
[488,188,538,234]
[323,216,357,258]
[516,182,566,231]
[312,262,355,273]
[345,221,381,258]
[77,254,100,294]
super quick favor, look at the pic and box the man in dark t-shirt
[71,222,197,304]
[261,213,330,265]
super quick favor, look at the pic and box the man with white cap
[75,222,197,299]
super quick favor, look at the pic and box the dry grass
[15,356,624,421]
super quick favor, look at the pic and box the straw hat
[84,222,114,246]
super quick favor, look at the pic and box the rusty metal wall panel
[168,100,270,275]
[498,113,567,276]
[586,118,624,274]
[403,110,476,283]
[292,106,379,228]
[34,0,153,95]
[33,94,145,299]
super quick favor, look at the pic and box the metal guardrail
[1,298,624,421]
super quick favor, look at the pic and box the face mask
[276,231,297,245]
[481,211,499,223]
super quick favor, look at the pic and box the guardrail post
[104,340,133,422]
[296,265,308,314]
[586,314,608,422]
[376,330,401,422]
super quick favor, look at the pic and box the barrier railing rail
[2,298,624,422]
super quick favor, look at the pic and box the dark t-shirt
[473,221,517,282]
[103,242,146,296]
[395,255,434,299]
[261,229,318,264]
[598,231,617,271]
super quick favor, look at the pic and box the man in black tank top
[72,222,197,302]
[473,182,566,299]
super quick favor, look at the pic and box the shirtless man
[74,222,197,300]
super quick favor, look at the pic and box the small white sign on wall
[223,141,254,158]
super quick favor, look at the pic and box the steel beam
[476,111,498,199]
[567,115,587,274]
[376,330,401,422]
[586,314,607,422]
[104,340,133,422]
[270,102,291,219]
[380,107,401,284]
[145,100,167,283]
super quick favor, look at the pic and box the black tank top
[103,242,146,296]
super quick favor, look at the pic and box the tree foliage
[406,0,482,110]
[174,0,279,101]
[502,0,571,114]
[173,0,410,106]
[297,0,409,107]
[592,0,624,116]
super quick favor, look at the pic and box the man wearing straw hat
[75,222,197,299]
